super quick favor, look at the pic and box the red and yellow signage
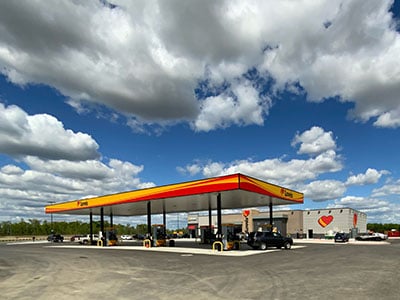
[353,213,358,228]
[238,175,303,202]
[318,215,334,228]
[45,173,304,214]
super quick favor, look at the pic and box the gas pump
[98,230,105,246]
[152,224,166,247]
[98,228,118,246]
[200,225,215,244]
[106,227,118,246]
[221,224,241,250]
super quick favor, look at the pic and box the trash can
[169,239,175,247]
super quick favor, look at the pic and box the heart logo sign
[243,210,250,217]
[353,213,358,228]
[318,215,334,228]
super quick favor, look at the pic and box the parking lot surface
[1,239,399,300]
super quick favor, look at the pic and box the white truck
[70,234,99,245]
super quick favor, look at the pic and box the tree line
[1,219,398,237]
[367,223,400,232]
[0,219,187,237]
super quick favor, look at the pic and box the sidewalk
[45,243,306,256]
[293,238,391,245]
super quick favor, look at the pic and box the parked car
[120,235,133,240]
[356,232,388,241]
[247,231,293,250]
[47,233,64,242]
[334,232,349,243]
[70,234,86,242]
[133,234,145,240]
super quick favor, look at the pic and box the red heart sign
[318,215,334,228]
[353,213,358,228]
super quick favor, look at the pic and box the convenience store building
[188,207,367,239]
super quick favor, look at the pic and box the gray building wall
[284,210,304,237]
[303,208,367,238]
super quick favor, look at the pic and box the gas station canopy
[45,173,303,216]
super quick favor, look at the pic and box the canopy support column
[110,211,113,228]
[100,207,104,246]
[147,201,152,236]
[208,199,212,229]
[89,211,93,245]
[163,204,166,237]
[217,193,222,241]
[269,201,273,229]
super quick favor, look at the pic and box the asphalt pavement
[1,239,399,300]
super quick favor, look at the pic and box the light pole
[51,212,53,232]
[45,201,55,233]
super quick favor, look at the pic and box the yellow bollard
[212,241,223,252]
[143,239,152,248]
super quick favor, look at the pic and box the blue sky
[0,0,400,226]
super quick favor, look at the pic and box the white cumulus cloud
[194,80,270,131]
[0,1,399,131]
[372,178,400,198]
[292,126,337,156]
[179,126,342,188]
[0,104,154,222]
[301,180,346,201]
[0,103,100,161]
[345,168,389,186]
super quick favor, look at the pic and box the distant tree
[367,223,400,232]
[136,224,148,235]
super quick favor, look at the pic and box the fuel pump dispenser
[200,225,215,244]
[106,227,118,246]
[152,224,166,247]
[221,223,241,250]
[98,228,118,246]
